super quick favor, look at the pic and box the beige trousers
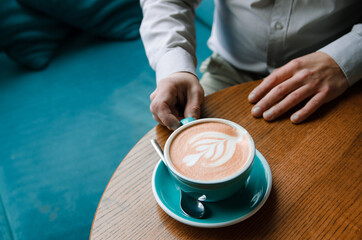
[199,53,260,96]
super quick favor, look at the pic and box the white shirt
[140,0,362,85]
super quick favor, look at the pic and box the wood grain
[90,80,362,240]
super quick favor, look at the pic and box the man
[140,0,362,130]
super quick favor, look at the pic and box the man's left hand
[248,52,349,123]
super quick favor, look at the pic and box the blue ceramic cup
[163,118,255,202]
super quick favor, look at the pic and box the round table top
[90,80,361,239]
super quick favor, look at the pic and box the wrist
[155,48,197,82]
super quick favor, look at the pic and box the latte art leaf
[182,131,244,168]
[183,152,204,166]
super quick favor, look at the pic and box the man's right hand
[150,72,204,130]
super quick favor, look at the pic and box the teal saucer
[152,150,272,228]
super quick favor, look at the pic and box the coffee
[169,121,253,181]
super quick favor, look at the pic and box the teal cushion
[196,0,214,29]
[18,0,143,40]
[0,35,157,240]
[0,19,212,239]
[0,0,70,70]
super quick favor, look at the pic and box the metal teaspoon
[150,139,205,219]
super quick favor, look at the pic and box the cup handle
[180,117,195,126]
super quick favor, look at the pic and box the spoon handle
[150,138,206,219]
[150,139,167,164]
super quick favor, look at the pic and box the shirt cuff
[156,47,197,82]
[318,25,362,86]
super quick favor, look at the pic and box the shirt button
[274,22,284,30]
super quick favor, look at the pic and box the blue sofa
[0,1,213,239]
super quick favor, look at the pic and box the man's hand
[150,72,204,130]
[248,52,350,123]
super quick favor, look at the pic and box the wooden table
[90,80,361,239]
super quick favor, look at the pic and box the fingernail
[170,122,181,130]
[263,109,273,120]
[291,114,299,123]
[251,106,262,116]
[248,92,256,102]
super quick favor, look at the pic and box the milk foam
[183,130,245,168]
[169,121,252,181]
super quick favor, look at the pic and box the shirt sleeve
[318,24,362,85]
[140,0,202,82]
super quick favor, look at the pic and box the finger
[150,90,156,101]
[172,106,183,120]
[184,86,204,119]
[153,103,181,130]
[262,85,314,121]
[150,84,182,130]
[249,69,294,104]
[152,114,162,124]
[159,111,181,130]
[150,97,180,130]
[290,91,327,124]
[251,71,307,117]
